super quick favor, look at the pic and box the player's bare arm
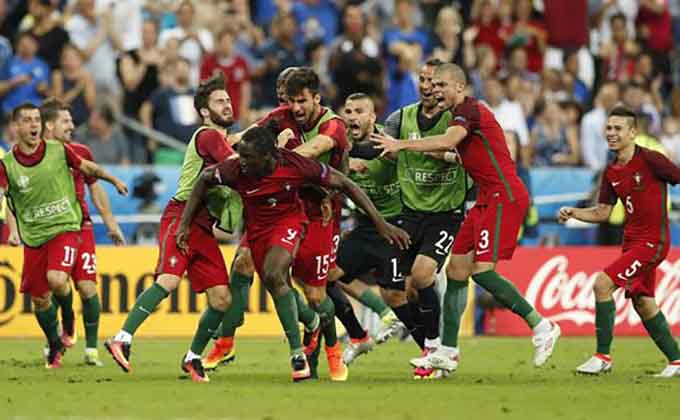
[558,203,613,224]
[370,125,468,156]
[89,182,125,245]
[78,159,128,196]
[292,134,335,159]
[4,202,20,246]
[175,166,219,253]
[326,167,410,250]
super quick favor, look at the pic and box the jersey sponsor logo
[24,197,72,222]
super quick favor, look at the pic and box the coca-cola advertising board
[490,247,680,336]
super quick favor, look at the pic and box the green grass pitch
[1,337,678,419]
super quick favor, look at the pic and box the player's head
[239,125,279,178]
[194,71,234,129]
[419,58,444,110]
[285,67,321,127]
[276,66,298,106]
[12,102,42,148]
[605,106,637,152]
[343,93,376,142]
[433,63,467,108]
[40,97,74,143]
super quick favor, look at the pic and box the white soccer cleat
[576,354,612,375]
[410,347,459,372]
[375,312,404,344]
[653,361,680,378]
[84,348,104,367]
[532,322,561,367]
[342,335,374,365]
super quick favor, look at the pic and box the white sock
[184,350,201,363]
[533,318,552,335]
[85,347,98,354]
[424,337,441,349]
[114,330,132,344]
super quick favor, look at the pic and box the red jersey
[213,148,331,240]
[598,146,680,246]
[449,96,528,204]
[68,142,97,224]
[258,106,349,220]
[0,140,82,189]
[199,53,250,120]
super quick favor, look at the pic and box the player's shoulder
[68,142,93,158]
[636,144,667,163]
[267,105,293,120]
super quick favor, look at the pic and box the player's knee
[328,267,343,283]
[262,271,288,297]
[410,263,436,288]
[156,274,180,292]
[209,290,231,312]
[32,294,51,311]
[77,281,97,300]
[446,263,471,282]
[631,295,658,320]
[405,279,418,303]
[46,270,68,291]
[233,252,255,276]
[594,273,615,300]
[381,289,407,307]
[304,285,325,306]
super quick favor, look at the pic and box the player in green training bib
[0,103,127,369]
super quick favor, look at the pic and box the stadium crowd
[0,0,678,168]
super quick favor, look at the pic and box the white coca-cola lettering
[524,255,680,327]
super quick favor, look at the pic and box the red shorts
[21,231,82,298]
[155,213,228,292]
[249,217,306,280]
[72,223,97,283]
[452,196,529,262]
[293,219,335,287]
[604,241,669,298]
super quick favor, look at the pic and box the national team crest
[17,175,29,190]
[633,171,644,190]
[169,256,178,268]
[409,132,421,141]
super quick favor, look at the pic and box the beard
[209,108,235,129]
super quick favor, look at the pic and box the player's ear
[200,107,210,119]
[314,93,321,105]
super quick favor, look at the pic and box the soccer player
[371,63,560,373]
[559,107,680,377]
[0,103,127,368]
[177,125,409,381]
[105,73,238,383]
[39,98,125,366]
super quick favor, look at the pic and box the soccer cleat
[325,342,349,381]
[375,311,403,344]
[413,366,448,380]
[61,320,77,349]
[416,346,460,372]
[303,317,322,357]
[84,348,104,367]
[576,353,612,375]
[105,339,132,373]
[182,356,210,383]
[202,337,236,370]
[342,334,374,365]
[532,322,561,367]
[45,342,64,369]
[653,361,680,378]
[291,353,312,382]
[409,347,437,369]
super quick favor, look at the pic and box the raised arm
[642,148,680,185]
[88,182,125,245]
[78,159,128,195]
[371,125,468,155]
[293,135,335,159]
[558,203,613,224]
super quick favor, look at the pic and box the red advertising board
[488,247,680,336]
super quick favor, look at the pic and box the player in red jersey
[39,98,125,366]
[372,63,560,374]
[105,74,237,383]
[559,107,680,377]
[177,125,409,381]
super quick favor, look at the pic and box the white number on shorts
[330,234,340,263]
[61,246,76,267]
[434,230,454,256]
[81,253,97,274]
[616,259,642,282]
[478,229,490,250]
[390,257,404,282]
[315,255,330,277]
[282,229,298,245]
[625,195,634,214]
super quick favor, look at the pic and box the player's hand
[277,128,295,148]
[370,132,402,157]
[176,224,190,255]
[114,180,128,196]
[377,221,411,250]
[108,227,126,246]
[7,231,20,246]
[558,207,573,224]
[348,158,369,173]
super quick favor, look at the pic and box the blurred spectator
[143,0,177,31]
[504,45,539,82]
[159,0,214,87]
[529,99,580,167]
[253,11,303,108]
[661,116,680,163]
[562,49,590,104]
[430,6,463,65]
[543,0,588,52]
[580,80,620,170]
[0,31,49,116]
[0,0,26,41]
[634,112,667,153]
[50,43,95,127]
[589,0,638,55]
[469,45,497,99]
[291,0,339,45]
[0,0,11,73]
[104,0,144,52]
[540,68,569,102]
[75,103,130,165]
[382,0,431,115]
[0,117,16,149]
[506,73,539,123]
[223,0,266,69]
[635,0,673,76]
[622,81,661,134]
[468,0,505,62]
[483,76,530,164]
[305,38,334,104]
[65,0,122,96]
[561,100,584,133]
[140,57,198,154]
[199,27,251,127]
[328,4,382,110]
[599,13,638,82]
[27,0,70,70]
[503,0,547,74]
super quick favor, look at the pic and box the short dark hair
[242,124,279,157]
[12,102,40,121]
[285,67,320,97]
[610,12,626,25]
[96,104,115,125]
[425,57,444,67]
[15,31,36,46]
[608,105,637,128]
[40,97,70,124]
[435,63,467,84]
[194,72,226,115]
[346,92,371,102]
[277,66,298,89]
